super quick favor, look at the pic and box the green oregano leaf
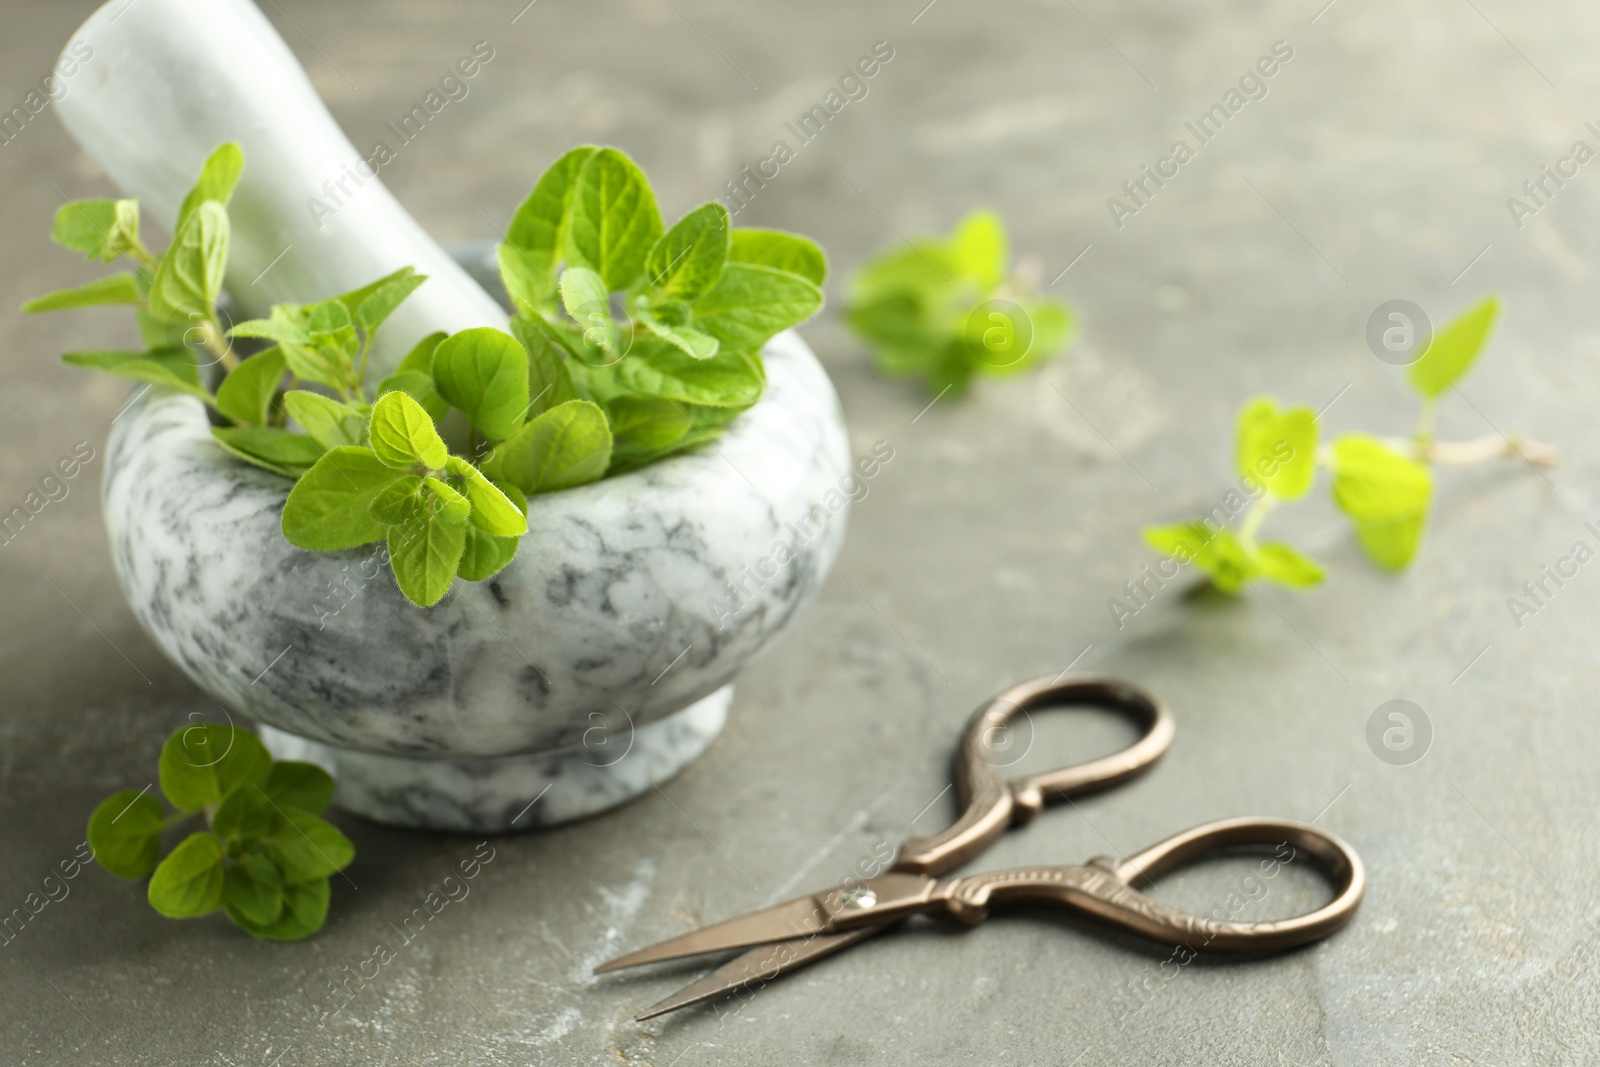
[22,273,142,313]
[608,396,692,450]
[306,298,352,336]
[691,262,823,352]
[457,525,522,582]
[369,475,426,525]
[1355,512,1429,571]
[147,832,226,918]
[222,852,284,927]
[51,198,140,263]
[847,294,938,371]
[1331,435,1432,570]
[212,786,276,840]
[728,228,827,287]
[457,482,526,582]
[261,808,355,885]
[646,202,731,301]
[564,147,663,291]
[850,241,956,308]
[87,789,165,880]
[605,396,696,473]
[497,244,554,315]
[62,348,210,401]
[260,762,336,814]
[211,426,326,478]
[638,301,719,361]
[1254,542,1325,588]
[423,476,472,524]
[948,209,1007,290]
[559,266,621,357]
[482,398,612,496]
[158,723,272,812]
[611,339,764,408]
[1235,396,1317,501]
[444,456,528,537]
[386,505,467,606]
[174,142,244,238]
[502,144,598,304]
[281,446,405,551]
[514,315,579,417]
[333,265,410,319]
[284,390,366,450]
[368,389,449,469]
[228,877,330,941]
[1408,296,1498,399]
[230,306,311,346]
[215,347,287,427]
[1143,521,1256,594]
[845,212,1073,397]
[431,327,530,442]
[355,268,427,334]
[149,200,229,323]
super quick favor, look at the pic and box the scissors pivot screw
[839,886,877,909]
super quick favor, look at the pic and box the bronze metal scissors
[598,675,1366,1020]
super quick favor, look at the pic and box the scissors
[598,675,1366,1020]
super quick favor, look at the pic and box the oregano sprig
[1143,296,1558,593]
[86,723,352,940]
[28,142,245,394]
[844,210,1075,397]
[29,142,829,608]
[493,145,825,472]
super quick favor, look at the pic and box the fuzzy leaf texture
[431,327,530,442]
[564,147,664,291]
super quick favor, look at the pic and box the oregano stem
[125,240,161,277]
[1414,398,1436,449]
[1317,433,1558,470]
[1414,433,1559,467]
[355,331,374,393]
[197,316,240,372]
[1238,495,1273,551]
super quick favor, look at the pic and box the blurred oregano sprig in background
[87,724,350,940]
[1143,296,1557,593]
[27,143,826,607]
[845,210,1074,397]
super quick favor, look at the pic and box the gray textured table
[3,1,1598,1063]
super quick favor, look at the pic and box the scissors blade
[634,924,887,1021]
[595,894,831,974]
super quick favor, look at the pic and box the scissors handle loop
[934,817,1365,952]
[893,675,1175,877]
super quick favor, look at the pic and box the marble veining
[259,687,731,833]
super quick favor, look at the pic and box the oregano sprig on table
[1143,297,1557,593]
[844,210,1075,397]
[27,142,827,607]
[86,724,351,941]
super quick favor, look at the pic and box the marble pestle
[55,0,507,374]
